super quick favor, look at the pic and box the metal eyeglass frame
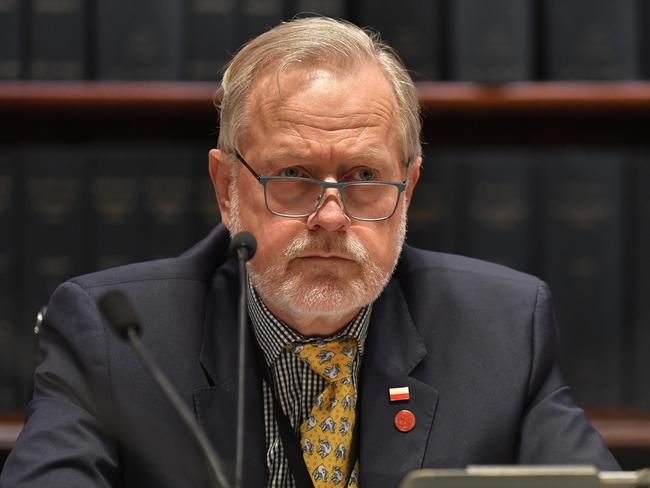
[234,150,408,222]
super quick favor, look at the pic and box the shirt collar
[247,277,371,367]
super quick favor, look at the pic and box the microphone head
[98,291,142,340]
[229,231,257,261]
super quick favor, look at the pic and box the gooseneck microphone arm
[228,232,257,488]
[98,291,229,488]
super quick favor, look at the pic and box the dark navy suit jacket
[1,225,618,487]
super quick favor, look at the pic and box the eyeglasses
[234,151,407,222]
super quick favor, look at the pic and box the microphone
[97,291,228,488]
[229,231,257,488]
[97,292,141,339]
[229,231,257,261]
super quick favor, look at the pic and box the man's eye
[354,168,376,181]
[280,167,303,178]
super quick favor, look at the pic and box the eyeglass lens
[265,179,399,220]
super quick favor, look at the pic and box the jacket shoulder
[398,245,541,288]
[71,225,232,290]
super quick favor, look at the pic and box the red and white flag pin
[389,386,410,402]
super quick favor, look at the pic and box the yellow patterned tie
[289,338,360,486]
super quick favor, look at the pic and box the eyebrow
[264,146,390,164]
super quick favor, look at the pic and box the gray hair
[216,16,422,165]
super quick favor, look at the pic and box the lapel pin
[394,409,416,432]
[389,386,410,402]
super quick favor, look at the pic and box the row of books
[409,147,649,410]
[1,0,649,83]
[0,143,220,408]
[0,143,648,411]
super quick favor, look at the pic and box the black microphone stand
[229,232,257,488]
[98,291,228,488]
[100,231,256,488]
[124,327,228,488]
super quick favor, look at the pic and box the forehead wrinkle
[271,112,390,138]
[265,111,398,165]
[280,106,393,121]
[244,62,401,161]
[282,120,393,157]
[252,80,398,132]
[265,133,393,164]
[285,121,379,136]
[273,107,396,152]
[275,112,389,156]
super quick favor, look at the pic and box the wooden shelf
[588,410,650,449]
[3,81,650,145]
[1,410,649,453]
[417,82,650,112]
[3,81,650,113]
[0,414,23,451]
[0,81,217,112]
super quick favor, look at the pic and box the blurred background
[0,0,649,470]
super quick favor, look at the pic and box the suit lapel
[194,260,268,487]
[190,251,438,486]
[359,277,439,486]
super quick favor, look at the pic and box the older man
[1,17,617,488]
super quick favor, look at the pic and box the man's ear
[404,155,422,206]
[208,148,235,229]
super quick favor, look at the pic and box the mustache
[283,232,369,264]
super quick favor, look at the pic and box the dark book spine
[0,151,19,409]
[357,0,441,80]
[0,0,24,79]
[543,0,640,80]
[643,0,650,79]
[406,149,462,254]
[89,146,141,271]
[235,0,285,46]
[183,0,234,81]
[141,146,195,259]
[95,0,182,80]
[449,0,533,84]
[635,157,650,408]
[464,149,534,272]
[290,0,347,18]
[541,149,625,407]
[21,146,87,404]
[29,0,86,79]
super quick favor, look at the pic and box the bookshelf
[4,81,650,145]
[0,414,22,469]
[0,414,22,453]
[0,82,216,111]
[0,81,648,468]
[4,81,650,112]
[587,410,650,449]
[588,412,650,470]
[418,82,650,111]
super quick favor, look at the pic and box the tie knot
[289,337,358,382]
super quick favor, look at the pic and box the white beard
[227,179,407,325]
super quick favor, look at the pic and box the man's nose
[306,189,351,232]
